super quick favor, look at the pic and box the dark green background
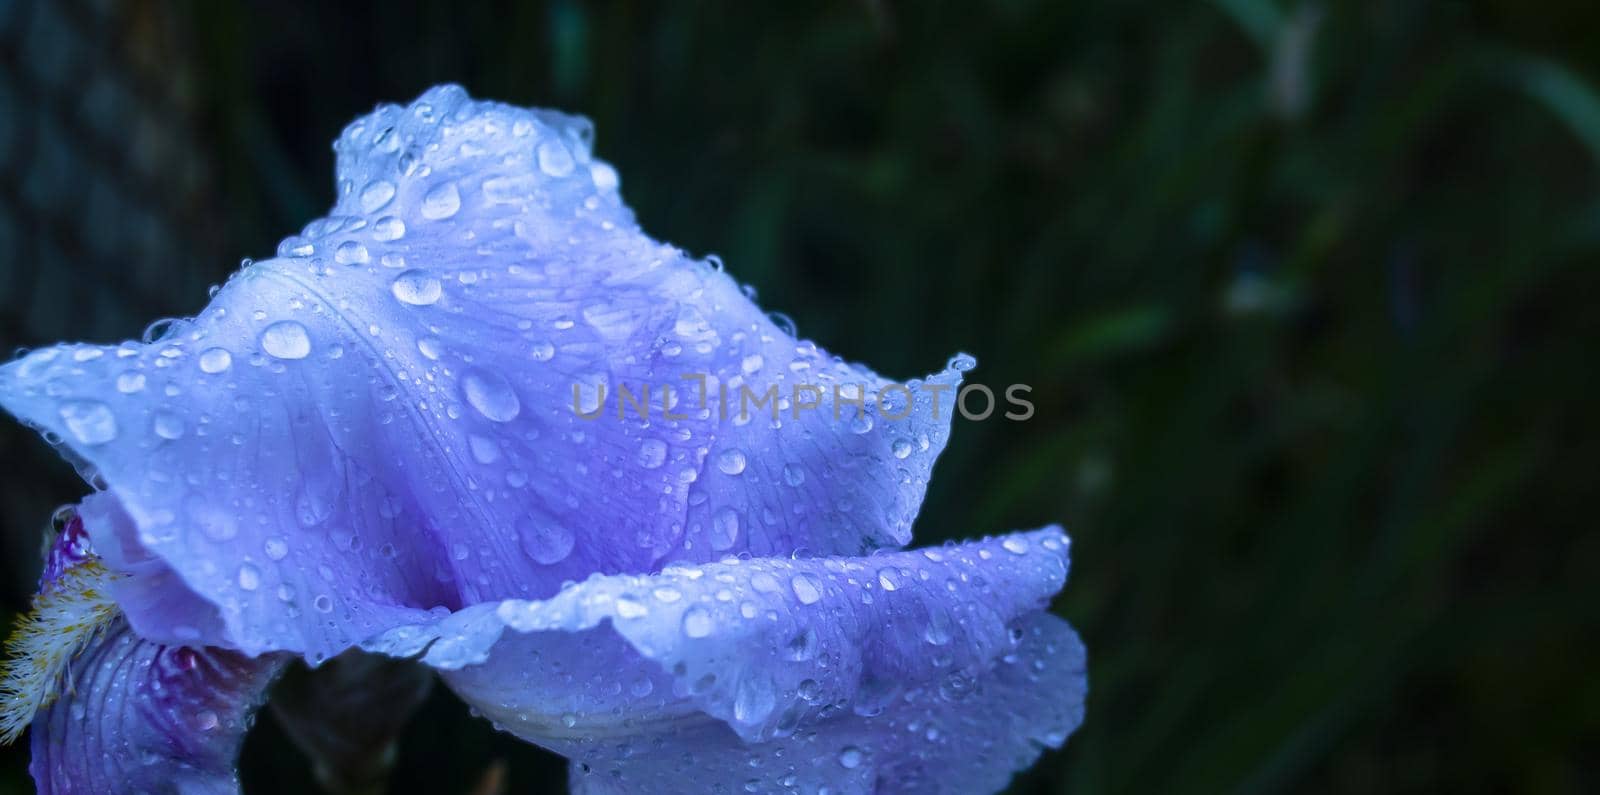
[1,1,1596,792]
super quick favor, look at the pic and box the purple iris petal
[363,529,1078,792]
[29,620,285,795]
[562,615,1084,795]
[0,85,965,661]
[13,512,287,795]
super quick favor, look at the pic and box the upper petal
[0,85,963,659]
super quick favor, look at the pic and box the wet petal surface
[363,529,1080,793]
[0,86,962,660]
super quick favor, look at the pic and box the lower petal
[565,615,1084,795]
[27,618,286,795]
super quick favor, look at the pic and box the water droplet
[741,354,764,374]
[237,564,261,591]
[949,354,977,372]
[264,537,289,561]
[791,574,822,605]
[682,606,714,638]
[637,439,668,469]
[710,507,741,550]
[537,140,575,177]
[359,180,396,213]
[468,434,501,464]
[892,438,913,459]
[372,215,407,241]
[877,568,901,591]
[783,464,806,487]
[462,368,521,422]
[115,371,146,394]
[717,448,747,476]
[1002,536,1030,555]
[838,746,864,769]
[198,348,232,373]
[277,236,314,258]
[414,336,444,360]
[391,270,443,306]
[517,517,574,565]
[420,181,461,219]
[313,595,334,613]
[59,400,117,445]
[614,595,649,619]
[260,321,311,360]
[334,240,370,265]
[529,341,555,362]
[152,411,186,440]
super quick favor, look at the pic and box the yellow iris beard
[0,560,122,744]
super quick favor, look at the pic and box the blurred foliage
[2,0,1598,793]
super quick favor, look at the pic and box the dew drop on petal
[237,564,261,591]
[198,347,233,373]
[260,321,311,360]
[359,180,396,213]
[416,336,444,360]
[371,215,407,242]
[516,516,574,565]
[462,368,521,422]
[420,181,462,219]
[1002,536,1030,555]
[264,537,289,561]
[334,240,370,265]
[152,411,186,440]
[710,507,740,551]
[717,448,747,476]
[537,140,575,177]
[877,568,900,591]
[58,400,117,445]
[838,747,864,769]
[682,606,714,639]
[791,574,822,605]
[391,270,443,306]
[115,371,146,394]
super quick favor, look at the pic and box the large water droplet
[537,140,575,177]
[152,411,186,440]
[391,270,443,306]
[58,400,117,445]
[791,574,822,605]
[115,371,146,394]
[198,348,232,373]
[710,507,740,551]
[877,568,901,591]
[334,240,370,265]
[1002,536,1030,555]
[462,368,521,422]
[371,215,406,242]
[420,181,462,219]
[237,563,261,591]
[260,321,311,360]
[359,180,396,213]
[838,747,864,769]
[517,517,574,565]
[682,606,714,639]
[717,448,747,476]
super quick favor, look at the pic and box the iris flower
[0,86,1084,794]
